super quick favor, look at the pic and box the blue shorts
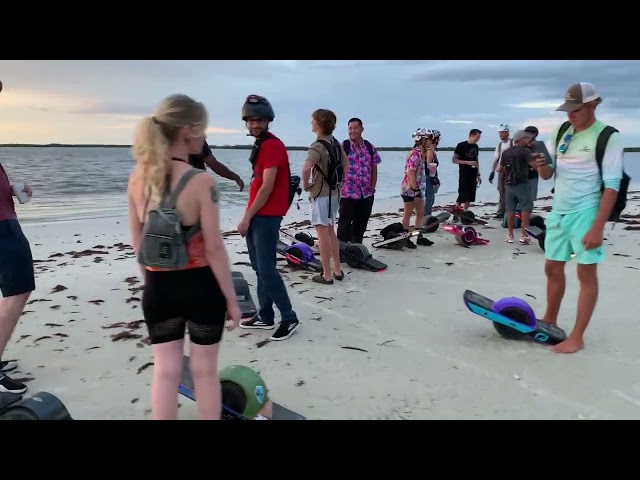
[0,219,36,297]
[544,205,604,265]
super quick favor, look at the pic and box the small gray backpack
[138,169,204,269]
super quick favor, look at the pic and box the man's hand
[488,171,495,184]
[22,183,33,196]
[534,154,547,168]
[234,176,245,191]
[237,216,250,237]
[582,227,604,251]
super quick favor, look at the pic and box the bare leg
[151,339,185,420]
[413,198,425,230]
[315,225,332,282]
[552,264,598,354]
[507,212,515,238]
[0,292,30,355]
[542,260,566,327]
[190,342,221,420]
[521,210,531,238]
[327,225,342,277]
[401,202,414,230]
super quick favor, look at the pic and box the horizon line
[1,143,640,153]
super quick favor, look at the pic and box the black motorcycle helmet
[242,94,275,122]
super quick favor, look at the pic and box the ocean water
[1,146,638,224]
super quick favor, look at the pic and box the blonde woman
[127,94,240,420]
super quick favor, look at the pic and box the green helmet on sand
[220,365,269,419]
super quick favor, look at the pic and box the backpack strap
[555,121,572,154]
[162,169,203,209]
[363,140,375,158]
[595,126,619,182]
[342,140,351,156]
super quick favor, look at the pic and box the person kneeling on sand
[128,94,241,420]
[497,130,540,244]
[302,109,349,285]
[0,162,34,395]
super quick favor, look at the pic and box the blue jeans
[423,179,436,216]
[246,215,298,324]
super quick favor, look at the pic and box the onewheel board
[0,392,22,413]
[272,402,306,420]
[231,271,257,318]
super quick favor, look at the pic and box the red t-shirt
[248,137,290,217]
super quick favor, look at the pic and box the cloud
[1,60,640,147]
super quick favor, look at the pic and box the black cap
[524,126,539,137]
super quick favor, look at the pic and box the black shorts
[401,192,422,203]
[0,219,35,297]
[142,266,227,346]
[457,173,477,204]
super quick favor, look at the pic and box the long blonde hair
[132,94,208,205]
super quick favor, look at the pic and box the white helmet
[432,129,441,138]
[412,128,434,141]
[498,124,510,132]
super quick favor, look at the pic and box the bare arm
[127,175,146,280]
[452,152,474,166]
[199,176,238,307]
[593,132,624,229]
[204,155,243,187]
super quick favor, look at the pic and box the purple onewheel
[493,296,536,327]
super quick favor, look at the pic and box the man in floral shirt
[337,118,382,244]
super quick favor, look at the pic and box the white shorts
[310,194,340,227]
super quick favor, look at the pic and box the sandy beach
[6,193,640,420]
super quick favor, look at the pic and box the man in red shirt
[0,161,34,395]
[236,95,299,341]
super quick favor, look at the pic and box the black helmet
[242,94,275,122]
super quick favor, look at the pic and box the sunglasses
[558,133,573,155]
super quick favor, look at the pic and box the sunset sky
[1,60,639,148]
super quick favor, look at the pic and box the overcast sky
[1,60,639,148]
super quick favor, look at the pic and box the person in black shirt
[452,128,482,209]
[189,141,245,191]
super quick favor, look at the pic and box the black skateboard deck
[338,241,387,271]
[276,240,323,272]
[178,355,306,420]
[231,271,258,318]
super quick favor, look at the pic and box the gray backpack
[138,169,204,269]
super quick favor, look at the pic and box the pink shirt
[340,139,382,200]
[0,163,17,221]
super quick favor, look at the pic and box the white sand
[6,194,640,420]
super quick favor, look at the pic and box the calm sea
[1,146,638,225]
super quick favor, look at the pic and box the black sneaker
[0,374,27,395]
[239,315,275,330]
[0,360,18,373]
[270,320,299,341]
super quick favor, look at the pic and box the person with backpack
[497,130,540,244]
[488,124,513,218]
[301,108,349,285]
[236,95,300,341]
[535,82,626,354]
[128,94,241,420]
[336,117,382,245]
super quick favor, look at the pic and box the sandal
[312,274,334,285]
[333,272,344,281]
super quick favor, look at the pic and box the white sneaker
[519,235,531,245]
[505,234,514,243]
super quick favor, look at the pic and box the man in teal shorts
[535,82,624,354]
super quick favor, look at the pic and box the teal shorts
[544,205,604,265]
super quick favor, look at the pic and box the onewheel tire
[492,306,532,340]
